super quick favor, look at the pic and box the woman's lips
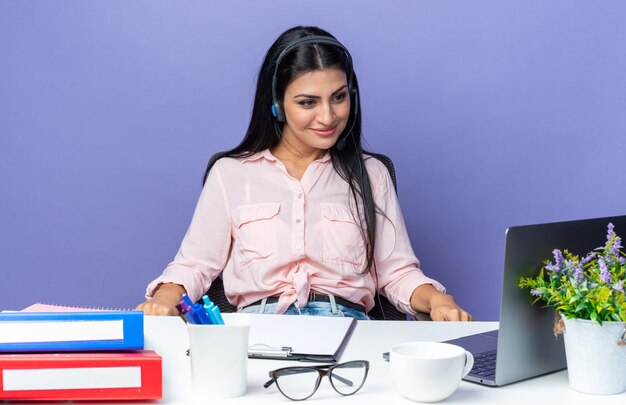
[310,126,337,137]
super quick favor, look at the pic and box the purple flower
[620,257,626,265]
[572,263,584,284]
[613,280,624,293]
[564,259,578,277]
[553,249,564,267]
[545,249,565,274]
[598,258,612,284]
[581,252,596,265]
[607,223,616,241]
[530,289,543,297]
[545,261,560,273]
[611,236,623,256]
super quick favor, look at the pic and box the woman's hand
[410,284,474,321]
[136,283,186,316]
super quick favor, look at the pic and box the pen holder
[187,313,251,398]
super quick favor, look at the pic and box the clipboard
[246,314,357,363]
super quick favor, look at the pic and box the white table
[142,316,626,404]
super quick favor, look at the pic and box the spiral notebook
[20,303,133,312]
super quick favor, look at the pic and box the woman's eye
[334,92,347,102]
[299,99,315,107]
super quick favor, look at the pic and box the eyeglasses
[263,360,369,401]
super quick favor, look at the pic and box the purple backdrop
[1,1,625,319]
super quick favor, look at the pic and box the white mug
[187,313,251,398]
[390,342,474,402]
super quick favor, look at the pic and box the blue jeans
[239,298,370,320]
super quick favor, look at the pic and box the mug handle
[461,351,474,378]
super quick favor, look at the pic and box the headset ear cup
[271,102,285,122]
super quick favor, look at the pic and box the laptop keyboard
[469,350,497,380]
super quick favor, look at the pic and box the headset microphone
[335,137,347,151]
[334,89,358,152]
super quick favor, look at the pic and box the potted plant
[519,223,626,395]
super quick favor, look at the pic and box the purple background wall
[1,1,625,320]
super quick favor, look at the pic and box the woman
[137,26,473,321]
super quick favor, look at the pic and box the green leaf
[569,295,582,304]
[574,302,587,313]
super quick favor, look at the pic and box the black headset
[270,35,360,145]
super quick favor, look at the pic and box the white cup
[390,342,474,403]
[187,313,251,398]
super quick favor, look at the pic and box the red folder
[0,350,162,400]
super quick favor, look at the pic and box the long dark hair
[203,26,377,276]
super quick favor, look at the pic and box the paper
[0,320,124,343]
[3,366,142,391]
[21,303,130,312]
[247,313,356,361]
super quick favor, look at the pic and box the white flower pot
[562,317,626,395]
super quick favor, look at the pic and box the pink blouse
[146,149,445,315]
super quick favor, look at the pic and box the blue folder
[0,311,144,352]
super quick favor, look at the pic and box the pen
[179,300,199,324]
[248,346,292,358]
[175,304,192,324]
[211,305,224,325]
[181,294,194,308]
[202,295,224,325]
[191,303,213,325]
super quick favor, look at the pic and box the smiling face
[279,67,351,157]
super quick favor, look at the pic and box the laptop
[444,214,626,387]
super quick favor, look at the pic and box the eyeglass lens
[274,367,321,401]
[329,361,368,395]
[273,361,368,401]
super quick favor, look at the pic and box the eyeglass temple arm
[323,362,365,386]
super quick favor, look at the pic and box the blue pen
[181,294,194,308]
[202,295,224,325]
[176,303,195,324]
[180,294,201,323]
[202,301,218,324]
[192,303,213,325]
[179,300,200,324]
[211,303,224,325]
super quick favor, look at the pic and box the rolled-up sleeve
[370,161,445,315]
[145,161,232,302]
